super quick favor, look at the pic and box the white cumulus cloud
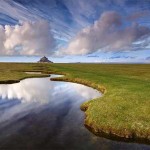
[0,20,55,56]
[61,11,150,55]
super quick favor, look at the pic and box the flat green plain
[0,63,149,142]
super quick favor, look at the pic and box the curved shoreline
[50,74,150,145]
[50,76,106,94]
[0,71,149,145]
[0,72,50,84]
[81,105,150,145]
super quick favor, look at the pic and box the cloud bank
[0,20,55,56]
[61,11,150,55]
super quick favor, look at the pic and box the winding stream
[0,75,149,150]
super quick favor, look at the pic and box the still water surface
[0,75,149,150]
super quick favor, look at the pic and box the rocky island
[38,56,53,63]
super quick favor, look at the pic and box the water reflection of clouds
[0,77,100,104]
[70,84,101,100]
[0,77,101,124]
[0,78,53,104]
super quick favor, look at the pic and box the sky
[0,0,150,63]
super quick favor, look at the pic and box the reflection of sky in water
[0,76,149,150]
[0,75,100,124]
[0,76,100,104]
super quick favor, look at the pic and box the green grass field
[0,63,50,83]
[0,63,150,143]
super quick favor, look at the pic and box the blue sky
[0,0,150,63]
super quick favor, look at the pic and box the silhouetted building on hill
[38,56,53,63]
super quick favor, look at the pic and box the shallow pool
[0,75,149,150]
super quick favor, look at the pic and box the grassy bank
[50,63,150,143]
[0,63,150,143]
[0,63,50,83]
